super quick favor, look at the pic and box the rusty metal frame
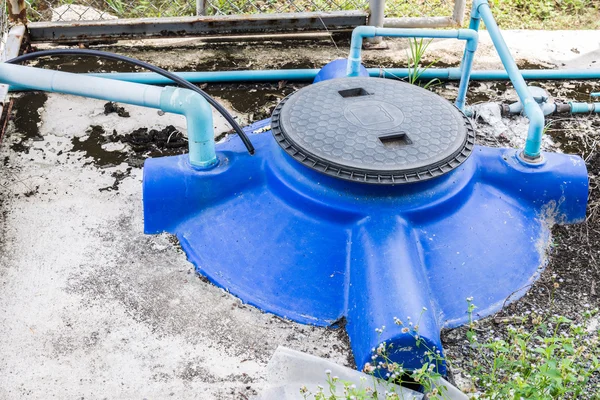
[0,25,25,127]
[25,11,368,43]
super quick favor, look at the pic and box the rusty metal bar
[0,25,26,135]
[26,11,368,43]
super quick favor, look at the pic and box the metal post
[196,0,207,16]
[366,0,385,47]
[452,0,467,27]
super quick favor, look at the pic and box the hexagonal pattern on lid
[271,77,475,184]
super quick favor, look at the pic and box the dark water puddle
[71,125,127,167]
[173,54,317,73]
[26,48,319,75]
[71,124,192,168]
[516,60,553,70]
[99,168,133,192]
[543,119,586,155]
[31,56,139,73]
[10,92,48,153]
[204,82,308,121]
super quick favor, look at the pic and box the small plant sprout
[301,307,449,399]
[303,297,600,399]
[464,297,600,399]
[406,38,441,90]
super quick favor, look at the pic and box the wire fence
[0,0,8,61]
[24,0,461,21]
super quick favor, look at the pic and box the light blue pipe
[0,63,216,168]
[508,101,557,116]
[472,0,545,160]
[570,102,600,113]
[80,68,600,83]
[346,26,478,111]
[5,68,600,93]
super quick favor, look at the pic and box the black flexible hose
[7,49,255,155]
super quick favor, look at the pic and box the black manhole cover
[271,77,475,184]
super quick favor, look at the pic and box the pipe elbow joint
[458,29,479,51]
[472,0,489,11]
[352,26,377,43]
[348,26,376,77]
[160,86,211,116]
[522,101,545,159]
[160,87,218,169]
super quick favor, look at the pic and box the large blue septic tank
[143,76,588,373]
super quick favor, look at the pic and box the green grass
[26,0,600,29]
[485,0,600,30]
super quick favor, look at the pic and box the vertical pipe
[474,0,544,160]
[455,30,478,111]
[160,87,217,168]
[467,0,481,31]
[455,49,474,111]
[366,0,385,46]
[347,26,376,77]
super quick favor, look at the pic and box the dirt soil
[442,79,600,395]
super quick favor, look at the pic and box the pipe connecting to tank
[471,0,545,161]
[345,0,546,161]
[0,63,217,168]
[345,26,478,113]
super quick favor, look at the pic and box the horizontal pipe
[345,26,478,111]
[569,102,600,113]
[6,67,600,93]
[0,63,216,167]
[346,26,478,77]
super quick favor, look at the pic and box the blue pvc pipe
[345,26,478,111]
[5,68,600,93]
[0,63,217,168]
[473,0,545,160]
[570,102,600,113]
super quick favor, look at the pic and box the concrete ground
[0,30,599,399]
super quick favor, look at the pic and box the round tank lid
[271,77,475,184]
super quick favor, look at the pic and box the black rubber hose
[7,49,255,155]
